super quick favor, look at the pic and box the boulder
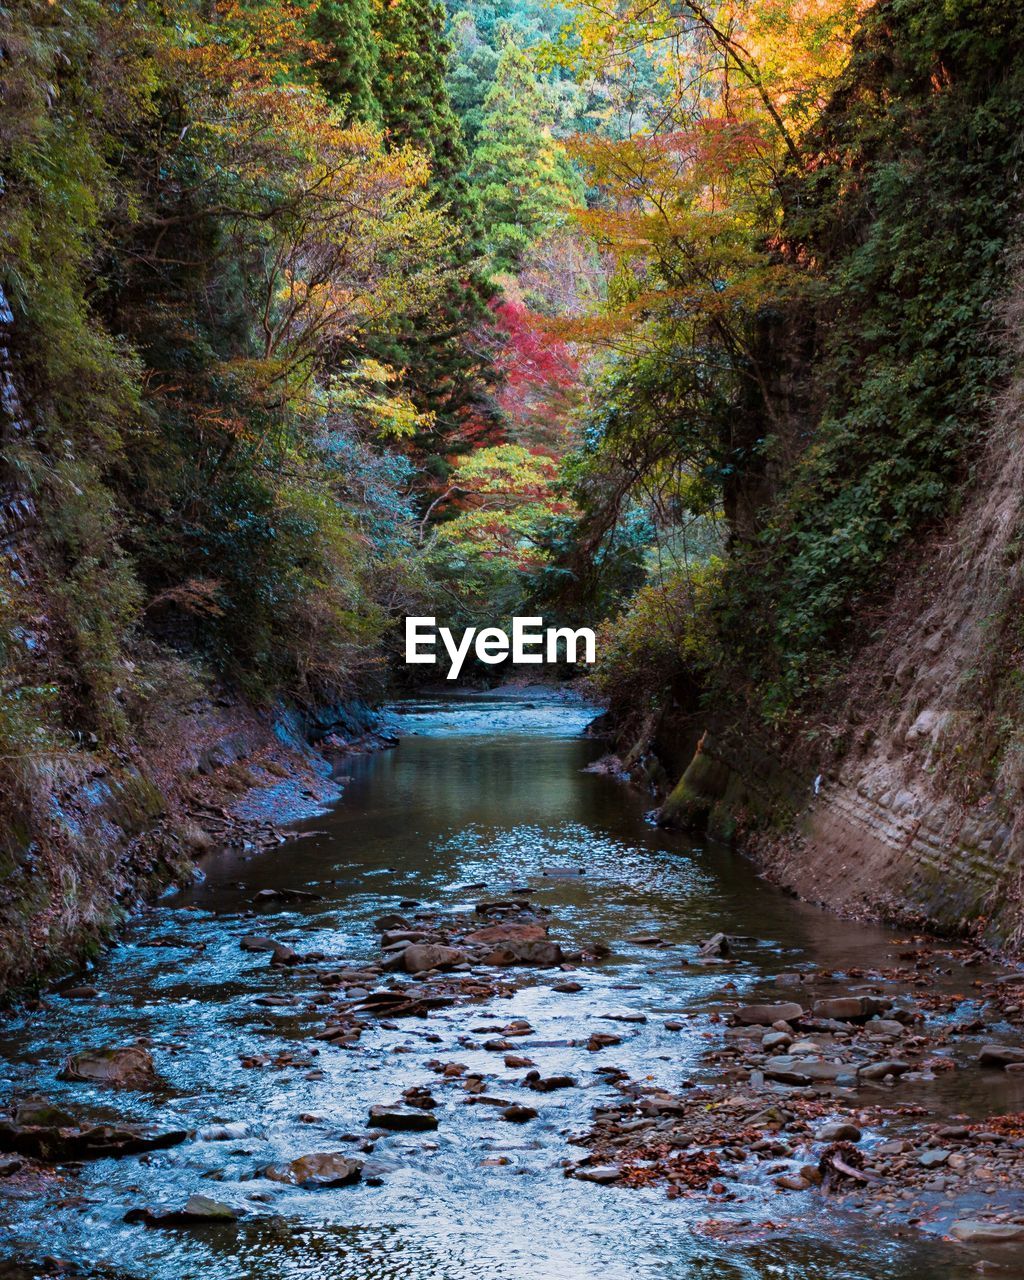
[464,922,547,946]
[501,1105,538,1123]
[524,1072,576,1092]
[240,936,279,953]
[381,929,431,947]
[814,1122,862,1143]
[369,1105,439,1131]
[978,1044,1024,1069]
[856,1059,911,1080]
[572,1164,620,1183]
[482,940,562,967]
[375,914,411,931]
[0,1117,186,1161]
[736,1003,804,1026]
[811,996,892,1022]
[59,1045,160,1090]
[763,1031,793,1051]
[403,943,465,973]
[950,1220,1024,1244]
[126,1195,242,1226]
[263,1152,362,1187]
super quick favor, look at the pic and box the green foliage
[310,0,381,123]
[424,444,562,627]
[374,0,476,220]
[469,35,583,272]
[715,0,1024,719]
[593,564,719,722]
[364,0,502,450]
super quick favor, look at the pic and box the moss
[659,735,733,830]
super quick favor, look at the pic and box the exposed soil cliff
[643,292,1024,951]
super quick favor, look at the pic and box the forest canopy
[1,0,1022,778]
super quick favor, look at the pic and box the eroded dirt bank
[0,694,391,1000]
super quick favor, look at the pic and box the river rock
[464,922,548,946]
[263,1152,362,1187]
[856,1059,911,1080]
[811,996,892,1022]
[369,1105,439,1131]
[125,1194,242,1226]
[586,1033,622,1051]
[381,929,431,947]
[699,932,731,958]
[12,1099,76,1128]
[0,1115,187,1161]
[253,887,320,904]
[240,935,279,952]
[59,1045,161,1089]
[61,986,99,1000]
[765,1059,847,1085]
[814,1122,862,1142]
[763,1031,793,1050]
[950,1220,1024,1243]
[502,1105,538,1123]
[375,914,411,931]
[482,940,562,967]
[573,1164,620,1183]
[524,1072,576,1091]
[978,1044,1024,1068]
[736,1003,804,1026]
[403,943,466,973]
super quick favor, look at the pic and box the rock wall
[656,297,1024,951]
[0,282,390,998]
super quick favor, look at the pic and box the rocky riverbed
[1,693,1023,1279]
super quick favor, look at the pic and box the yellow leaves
[450,444,559,498]
[325,362,435,440]
[554,0,857,358]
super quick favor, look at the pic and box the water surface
[0,694,1003,1278]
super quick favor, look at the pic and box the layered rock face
[657,314,1024,949]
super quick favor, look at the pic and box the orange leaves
[552,0,855,360]
[146,3,449,408]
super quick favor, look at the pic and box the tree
[361,0,500,457]
[423,443,569,625]
[447,8,500,148]
[309,0,381,124]
[373,0,476,222]
[469,35,582,272]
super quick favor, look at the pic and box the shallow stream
[0,694,1018,1278]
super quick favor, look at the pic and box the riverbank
[0,692,393,1002]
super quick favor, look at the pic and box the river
[0,693,1016,1278]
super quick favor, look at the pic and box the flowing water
[0,694,1012,1278]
